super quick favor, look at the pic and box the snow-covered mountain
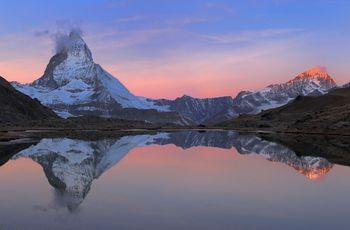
[152,67,337,124]
[12,31,186,123]
[230,66,337,115]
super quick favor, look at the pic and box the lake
[0,131,349,229]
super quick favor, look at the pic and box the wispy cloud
[199,28,304,44]
[102,0,131,9]
[113,15,146,24]
[33,29,50,37]
[204,2,235,14]
[161,16,213,27]
[108,28,185,48]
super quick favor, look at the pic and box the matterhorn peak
[54,30,92,59]
[13,29,170,118]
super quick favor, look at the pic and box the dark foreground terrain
[0,76,58,123]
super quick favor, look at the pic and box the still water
[0,131,349,229]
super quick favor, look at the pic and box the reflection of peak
[155,131,238,149]
[155,131,335,179]
[295,157,333,180]
[14,134,166,211]
[231,134,334,180]
[12,131,339,210]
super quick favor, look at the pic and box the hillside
[0,76,58,123]
[217,87,350,135]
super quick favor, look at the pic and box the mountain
[218,87,350,135]
[0,76,58,123]
[152,95,235,124]
[11,31,337,125]
[12,31,186,125]
[227,66,337,115]
[152,67,337,124]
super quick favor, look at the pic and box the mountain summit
[13,31,176,121]
[295,66,331,79]
[33,31,94,89]
[288,66,336,91]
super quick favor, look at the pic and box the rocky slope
[153,95,235,124]
[0,76,58,123]
[218,87,350,134]
[212,67,337,122]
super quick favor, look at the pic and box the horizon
[0,0,349,99]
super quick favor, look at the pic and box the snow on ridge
[12,33,169,116]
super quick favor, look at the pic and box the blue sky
[0,0,349,98]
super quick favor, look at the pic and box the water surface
[0,131,349,229]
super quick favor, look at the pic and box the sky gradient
[0,0,349,99]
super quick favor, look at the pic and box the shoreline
[0,127,349,144]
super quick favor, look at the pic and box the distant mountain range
[7,32,345,125]
[151,66,338,123]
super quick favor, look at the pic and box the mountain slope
[0,76,58,123]
[152,67,337,124]
[12,31,186,124]
[153,95,234,124]
[218,87,350,134]
[229,67,337,114]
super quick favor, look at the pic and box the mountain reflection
[156,131,334,180]
[12,134,166,211]
[11,131,336,210]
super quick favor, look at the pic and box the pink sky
[1,58,348,100]
[0,1,349,99]
[1,28,349,99]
